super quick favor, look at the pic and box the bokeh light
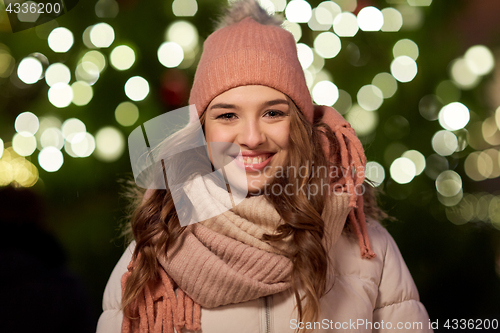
[445,193,475,225]
[318,0,341,22]
[438,102,470,131]
[71,133,96,158]
[110,45,135,71]
[303,69,314,88]
[311,2,334,25]
[308,49,325,73]
[432,130,458,156]
[314,32,341,59]
[82,25,95,49]
[297,43,314,69]
[483,149,500,178]
[335,0,357,12]
[90,23,115,48]
[12,133,37,156]
[0,48,15,78]
[285,0,312,23]
[115,102,140,127]
[372,72,397,98]
[438,188,463,207]
[345,104,378,136]
[124,76,150,101]
[282,21,302,42]
[62,118,86,144]
[365,161,385,186]
[450,58,480,89]
[45,63,71,87]
[94,127,125,162]
[0,148,39,187]
[381,7,402,32]
[312,81,339,106]
[48,27,74,53]
[333,89,352,115]
[40,128,64,150]
[39,147,64,172]
[489,196,500,230]
[17,57,43,84]
[333,12,359,37]
[391,56,418,82]
[402,150,426,175]
[390,157,416,184]
[15,112,39,137]
[398,4,424,30]
[482,116,500,146]
[464,151,493,181]
[436,170,462,197]
[48,83,73,108]
[357,6,383,31]
[308,7,332,30]
[464,45,495,76]
[393,39,419,60]
[76,62,100,85]
[496,106,500,130]
[71,81,93,106]
[166,21,199,52]
[158,42,184,68]
[271,0,287,12]
[408,0,433,6]
[357,84,383,111]
[172,0,198,16]
[37,116,62,142]
[82,50,107,73]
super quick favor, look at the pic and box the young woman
[96,1,432,332]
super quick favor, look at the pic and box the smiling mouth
[231,153,274,165]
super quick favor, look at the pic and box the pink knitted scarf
[121,175,352,333]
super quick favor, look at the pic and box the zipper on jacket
[263,295,272,333]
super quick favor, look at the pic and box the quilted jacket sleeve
[372,224,433,332]
[96,241,136,333]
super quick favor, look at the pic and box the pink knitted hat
[189,16,314,123]
[186,4,375,259]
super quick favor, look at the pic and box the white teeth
[235,154,269,165]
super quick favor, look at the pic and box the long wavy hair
[119,96,387,333]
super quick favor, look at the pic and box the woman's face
[204,85,290,195]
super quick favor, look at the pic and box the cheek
[274,123,290,149]
[204,123,234,143]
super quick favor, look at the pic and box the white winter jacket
[96,219,433,333]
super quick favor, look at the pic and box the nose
[237,119,266,149]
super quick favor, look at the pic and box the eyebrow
[208,99,289,111]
